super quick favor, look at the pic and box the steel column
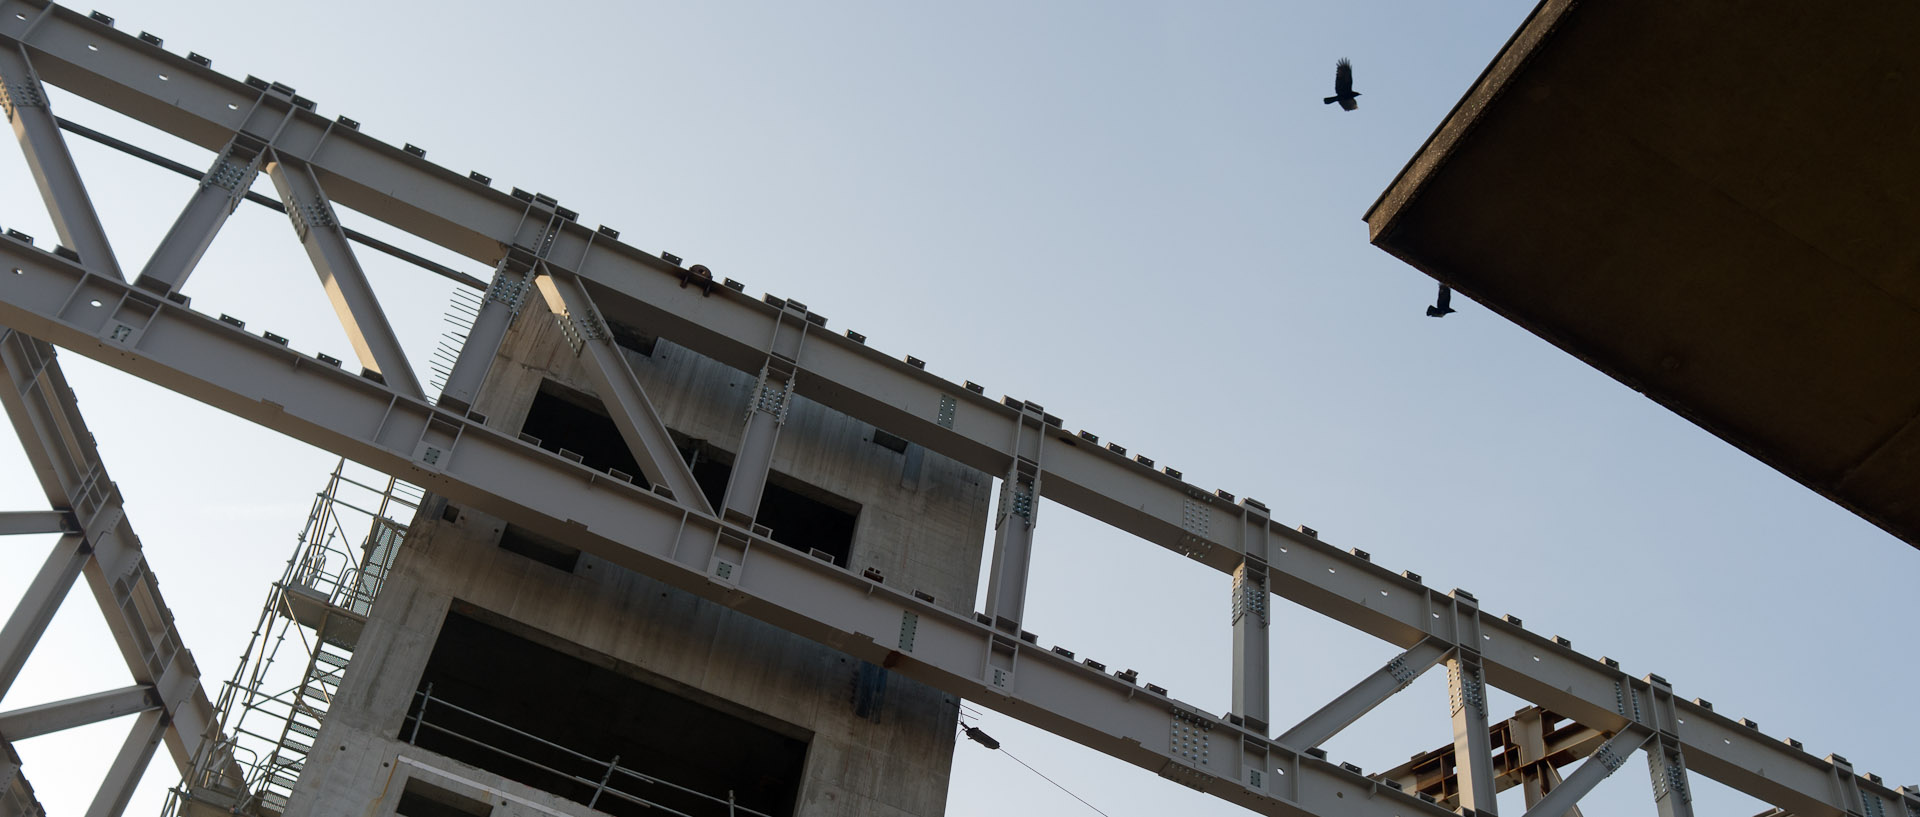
[983,400,1048,633]
[83,707,164,817]
[1278,638,1448,750]
[265,154,423,398]
[1231,503,1273,734]
[437,248,534,412]
[0,533,84,699]
[534,268,712,515]
[1642,675,1695,817]
[0,684,156,740]
[0,43,118,278]
[1447,592,1498,815]
[719,302,808,529]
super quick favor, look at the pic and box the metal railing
[402,685,775,817]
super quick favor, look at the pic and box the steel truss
[0,330,241,816]
[0,3,1911,817]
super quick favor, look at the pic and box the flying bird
[1324,58,1360,111]
[1426,284,1456,318]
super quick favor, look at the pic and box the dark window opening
[520,380,646,485]
[673,441,858,567]
[870,429,908,454]
[395,778,492,817]
[497,524,580,573]
[403,611,807,817]
[607,319,657,358]
[759,479,857,566]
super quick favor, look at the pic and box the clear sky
[0,2,1912,815]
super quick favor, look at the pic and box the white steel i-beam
[983,400,1048,634]
[133,130,267,294]
[84,707,164,817]
[0,684,156,740]
[0,532,84,699]
[1447,593,1498,815]
[437,248,534,412]
[0,42,118,278]
[719,302,808,529]
[1277,638,1448,750]
[265,154,423,398]
[1231,506,1274,734]
[534,267,713,515]
[0,510,67,534]
[1642,675,1695,817]
[1521,726,1651,817]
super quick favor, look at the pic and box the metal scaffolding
[164,460,418,817]
[0,3,1912,817]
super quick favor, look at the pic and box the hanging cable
[961,723,1113,817]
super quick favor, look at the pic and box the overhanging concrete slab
[1367,0,1920,549]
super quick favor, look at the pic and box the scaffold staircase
[166,461,420,817]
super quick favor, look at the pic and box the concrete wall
[284,300,991,817]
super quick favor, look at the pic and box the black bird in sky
[1426,284,1456,318]
[1324,58,1360,111]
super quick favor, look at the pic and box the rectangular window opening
[402,611,807,817]
[672,440,859,567]
[498,524,580,573]
[870,428,908,454]
[520,380,648,487]
[395,778,493,817]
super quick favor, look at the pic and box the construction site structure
[0,3,1912,817]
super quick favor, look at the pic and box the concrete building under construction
[177,288,992,816]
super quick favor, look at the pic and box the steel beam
[265,154,423,398]
[1521,727,1651,817]
[533,266,711,515]
[0,41,118,278]
[0,511,67,535]
[717,300,808,530]
[0,243,1460,817]
[437,248,534,413]
[83,707,163,817]
[1277,638,1447,750]
[0,533,83,699]
[0,328,233,787]
[132,131,267,295]
[0,10,1904,814]
[0,684,156,740]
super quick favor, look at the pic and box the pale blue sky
[0,2,1911,815]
